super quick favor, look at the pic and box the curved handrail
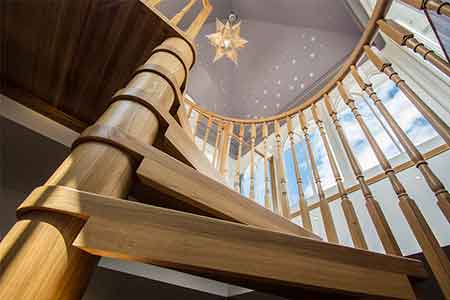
[185,0,390,124]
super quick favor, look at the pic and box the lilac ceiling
[159,0,362,118]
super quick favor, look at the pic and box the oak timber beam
[18,185,426,300]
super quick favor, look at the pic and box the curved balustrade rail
[143,0,212,41]
[180,0,450,297]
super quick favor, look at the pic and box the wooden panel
[137,149,318,239]
[2,0,194,127]
[18,186,425,299]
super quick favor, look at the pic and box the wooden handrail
[378,19,450,76]
[183,0,390,124]
[400,0,450,17]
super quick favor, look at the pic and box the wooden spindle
[262,123,271,209]
[274,120,291,218]
[219,122,233,180]
[171,0,197,26]
[299,111,339,243]
[400,0,450,17]
[213,122,223,168]
[249,124,257,200]
[365,46,450,147]
[202,117,212,152]
[234,124,244,192]
[311,104,367,249]
[324,94,401,254]
[365,47,450,221]
[186,0,213,40]
[377,19,450,76]
[286,116,313,231]
[347,70,450,297]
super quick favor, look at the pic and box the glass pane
[339,107,379,171]
[310,126,336,190]
[376,80,439,146]
[355,94,401,159]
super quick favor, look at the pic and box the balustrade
[180,0,450,296]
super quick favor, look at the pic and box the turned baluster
[286,116,312,231]
[249,124,257,200]
[274,120,291,218]
[262,123,272,209]
[234,123,244,192]
[377,19,450,76]
[365,46,450,146]
[186,0,213,40]
[400,0,450,17]
[202,116,212,152]
[349,68,450,297]
[324,94,401,254]
[219,122,234,180]
[213,122,223,169]
[171,0,197,26]
[311,104,367,249]
[299,111,339,243]
[365,47,450,221]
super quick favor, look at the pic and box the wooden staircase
[1,0,446,299]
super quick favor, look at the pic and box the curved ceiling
[159,0,363,118]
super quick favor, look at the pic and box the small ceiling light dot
[309,72,315,78]
[289,85,294,90]
[255,99,259,103]
[292,59,297,64]
[263,105,267,109]
[275,65,279,70]
[276,93,281,98]
[276,103,280,108]
[309,52,316,59]
[294,76,298,81]
[300,83,305,89]
[303,46,307,50]
[311,36,316,42]
[263,89,268,95]
[277,80,281,85]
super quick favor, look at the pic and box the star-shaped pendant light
[206,14,248,64]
